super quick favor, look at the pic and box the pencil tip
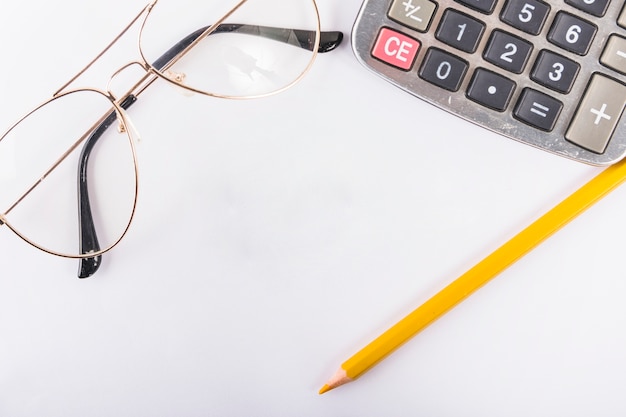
[319,384,332,395]
[318,368,351,395]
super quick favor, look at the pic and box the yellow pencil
[320,157,626,394]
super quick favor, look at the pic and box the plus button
[566,74,626,154]
[590,103,612,125]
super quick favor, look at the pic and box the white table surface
[1,1,625,416]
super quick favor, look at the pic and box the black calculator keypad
[500,0,551,35]
[514,88,564,131]
[419,48,470,91]
[467,68,517,110]
[547,12,597,55]
[436,9,486,53]
[483,30,534,73]
[455,0,497,14]
[353,0,626,165]
[565,0,611,17]
[530,50,581,93]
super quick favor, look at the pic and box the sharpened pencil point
[319,368,351,394]
[319,384,332,395]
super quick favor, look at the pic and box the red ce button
[372,28,420,71]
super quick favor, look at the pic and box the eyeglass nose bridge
[106,60,154,102]
[104,61,156,134]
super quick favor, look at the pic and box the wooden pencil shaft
[340,159,626,381]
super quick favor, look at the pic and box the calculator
[352,0,626,165]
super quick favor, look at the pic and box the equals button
[513,88,563,131]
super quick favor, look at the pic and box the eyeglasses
[0,0,343,278]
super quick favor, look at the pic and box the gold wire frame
[0,0,323,259]
[139,0,322,99]
[0,89,138,259]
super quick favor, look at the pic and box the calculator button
[436,9,486,53]
[454,0,497,14]
[547,12,597,55]
[566,74,626,154]
[388,0,437,32]
[513,88,563,131]
[483,30,534,73]
[500,0,550,35]
[619,4,626,29]
[531,50,580,93]
[467,68,517,111]
[371,27,421,70]
[600,35,626,75]
[565,0,610,17]
[419,48,469,91]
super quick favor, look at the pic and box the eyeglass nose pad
[163,70,195,97]
[118,112,142,142]
[165,69,186,84]
[105,61,149,140]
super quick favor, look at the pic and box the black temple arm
[152,24,343,70]
[77,95,137,278]
[76,24,343,278]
